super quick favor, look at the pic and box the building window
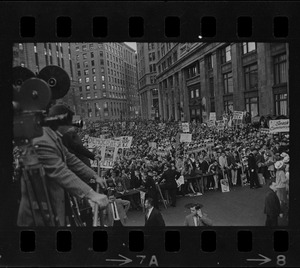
[89,43,94,49]
[19,43,23,50]
[78,70,81,76]
[209,77,214,97]
[79,86,82,92]
[94,92,98,98]
[244,63,258,90]
[91,60,95,66]
[102,83,106,89]
[75,46,79,51]
[223,72,233,94]
[92,68,96,74]
[85,77,89,83]
[93,76,97,82]
[221,45,231,64]
[103,92,107,97]
[100,59,104,65]
[80,94,83,99]
[274,93,288,116]
[84,69,89,75]
[83,53,87,59]
[101,67,105,73]
[186,61,199,79]
[99,51,103,57]
[78,78,82,84]
[82,45,87,51]
[86,85,90,91]
[87,93,91,99]
[207,54,213,70]
[245,97,259,117]
[190,90,194,99]
[274,54,287,85]
[195,89,200,98]
[76,62,80,69]
[91,52,94,58]
[93,84,97,90]
[102,75,105,81]
[224,100,233,114]
[84,61,88,68]
[242,42,256,54]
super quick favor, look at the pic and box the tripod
[19,143,59,227]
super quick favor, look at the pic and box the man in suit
[264,179,282,226]
[247,149,262,189]
[184,203,213,226]
[17,126,109,227]
[144,198,165,227]
[157,163,181,207]
[101,190,130,227]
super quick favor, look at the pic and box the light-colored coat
[17,127,96,227]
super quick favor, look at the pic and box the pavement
[125,184,289,226]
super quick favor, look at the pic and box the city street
[126,184,288,226]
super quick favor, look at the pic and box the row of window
[80,92,126,100]
[192,93,287,120]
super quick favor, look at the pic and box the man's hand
[95,154,102,160]
[86,190,109,210]
[93,175,107,188]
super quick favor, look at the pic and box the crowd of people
[13,103,289,227]
[76,115,290,226]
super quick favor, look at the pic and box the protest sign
[260,128,270,134]
[233,111,244,120]
[220,179,230,192]
[100,146,119,169]
[176,176,185,187]
[180,133,192,143]
[269,119,289,133]
[182,122,190,133]
[88,137,122,149]
[207,120,215,128]
[216,120,225,130]
[114,136,133,148]
[209,112,216,121]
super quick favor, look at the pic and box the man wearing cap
[184,203,213,226]
[274,160,288,214]
[264,179,282,226]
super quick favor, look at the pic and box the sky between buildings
[124,42,137,51]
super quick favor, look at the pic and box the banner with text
[180,133,192,143]
[269,119,289,133]
[182,122,190,133]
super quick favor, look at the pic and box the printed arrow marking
[106,254,132,266]
[247,254,271,265]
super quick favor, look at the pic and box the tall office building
[13,42,80,114]
[136,43,159,120]
[73,42,139,122]
[153,42,289,122]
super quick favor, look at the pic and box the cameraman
[49,104,99,168]
[17,106,109,227]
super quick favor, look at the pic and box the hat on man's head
[48,104,74,124]
[184,203,203,209]
[275,160,284,170]
[283,155,289,163]
[280,152,288,158]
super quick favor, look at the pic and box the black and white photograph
[12,42,289,227]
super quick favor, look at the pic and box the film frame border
[0,1,300,267]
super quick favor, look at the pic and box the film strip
[0,1,300,267]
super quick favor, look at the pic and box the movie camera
[13,65,82,146]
